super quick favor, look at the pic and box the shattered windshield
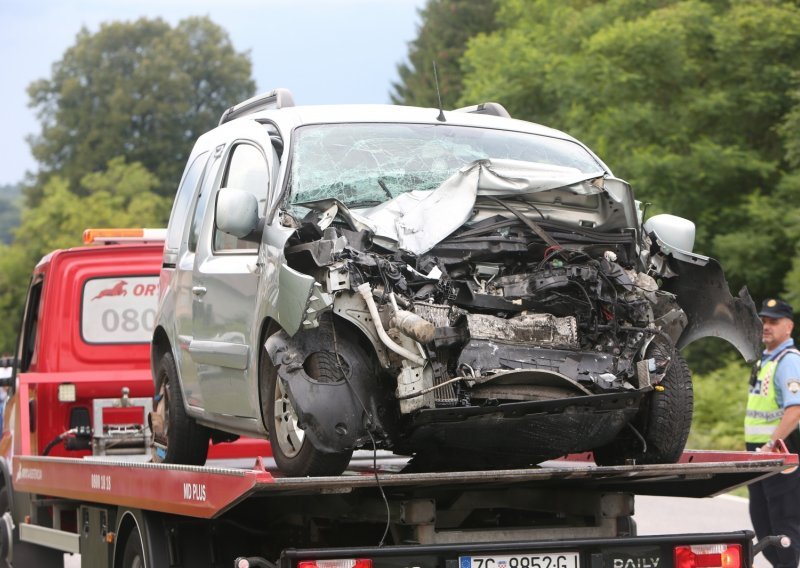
[289,123,603,209]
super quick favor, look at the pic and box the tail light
[297,560,372,568]
[674,544,742,568]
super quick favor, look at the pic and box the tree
[777,84,800,306]
[0,184,21,245]
[687,359,749,450]
[391,0,498,108]
[459,0,800,305]
[0,159,170,353]
[26,16,255,201]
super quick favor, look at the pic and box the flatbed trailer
[2,447,796,567]
[2,231,796,567]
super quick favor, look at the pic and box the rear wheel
[263,347,354,477]
[153,352,209,465]
[121,526,145,568]
[594,350,693,466]
[0,484,62,568]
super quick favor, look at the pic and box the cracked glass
[288,123,602,209]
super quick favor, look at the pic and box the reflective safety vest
[745,348,800,444]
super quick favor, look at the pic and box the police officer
[746,298,800,568]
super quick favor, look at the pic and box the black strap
[775,347,800,453]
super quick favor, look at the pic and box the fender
[264,318,394,453]
[662,256,762,363]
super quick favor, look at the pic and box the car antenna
[433,61,446,122]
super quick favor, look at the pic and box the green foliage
[460,1,800,290]
[687,359,750,450]
[0,184,22,245]
[395,0,800,448]
[391,0,498,108]
[0,16,257,353]
[26,16,255,201]
[0,159,170,353]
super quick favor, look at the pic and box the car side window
[18,279,43,373]
[165,151,209,252]
[214,143,270,252]
[188,155,221,254]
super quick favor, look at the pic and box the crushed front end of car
[264,123,760,472]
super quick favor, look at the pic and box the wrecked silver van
[151,89,761,476]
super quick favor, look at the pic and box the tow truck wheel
[121,526,145,568]
[155,352,210,466]
[594,351,693,466]
[262,347,353,477]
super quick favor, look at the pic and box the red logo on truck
[92,280,128,301]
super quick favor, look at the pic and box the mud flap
[663,257,762,362]
[265,326,390,453]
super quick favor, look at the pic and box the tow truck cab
[6,230,164,463]
[2,229,269,466]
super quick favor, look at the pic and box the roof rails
[453,102,511,118]
[218,88,296,125]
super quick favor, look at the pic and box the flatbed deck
[12,449,797,520]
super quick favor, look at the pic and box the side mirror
[644,213,696,253]
[216,188,261,239]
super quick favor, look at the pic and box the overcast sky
[0,0,426,186]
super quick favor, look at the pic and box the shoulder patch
[788,380,800,394]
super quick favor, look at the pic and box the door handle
[192,286,207,297]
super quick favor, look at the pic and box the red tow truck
[0,230,796,567]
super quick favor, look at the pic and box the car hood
[329,159,633,254]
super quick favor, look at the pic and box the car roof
[191,102,611,175]
[253,103,579,141]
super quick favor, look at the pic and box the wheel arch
[151,326,172,392]
[0,457,12,510]
[261,311,392,453]
[259,311,382,415]
[256,317,283,432]
[113,508,170,568]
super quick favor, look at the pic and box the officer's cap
[758,298,794,320]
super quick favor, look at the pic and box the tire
[263,347,354,477]
[154,352,209,466]
[0,487,7,515]
[594,350,693,466]
[0,486,61,567]
[121,526,145,568]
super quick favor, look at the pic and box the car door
[171,148,222,409]
[188,122,276,418]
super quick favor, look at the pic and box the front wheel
[152,352,209,465]
[594,351,693,466]
[263,348,353,477]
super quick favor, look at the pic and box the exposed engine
[283,202,686,419]
[265,161,759,471]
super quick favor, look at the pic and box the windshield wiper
[484,196,560,248]
[346,199,384,209]
[378,178,393,199]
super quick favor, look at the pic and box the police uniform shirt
[754,338,800,408]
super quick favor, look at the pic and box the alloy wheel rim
[273,377,304,457]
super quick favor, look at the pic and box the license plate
[459,552,580,568]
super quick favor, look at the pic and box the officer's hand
[757,440,777,452]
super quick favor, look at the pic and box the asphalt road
[62,493,769,568]
[634,493,769,568]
